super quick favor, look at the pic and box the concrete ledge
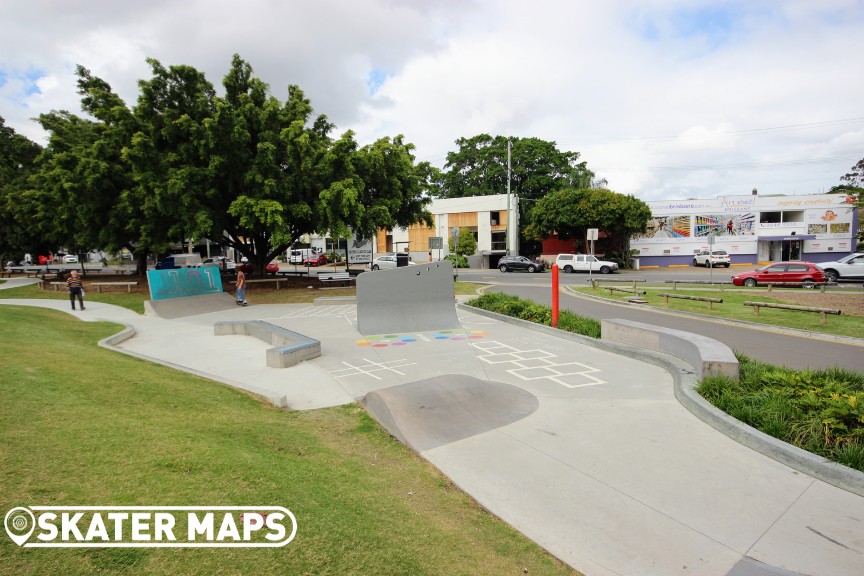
[601,318,739,380]
[458,303,864,498]
[214,320,321,368]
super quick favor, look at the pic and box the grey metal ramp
[356,261,460,335]
[144,292,237,319]
[361,374,539,453]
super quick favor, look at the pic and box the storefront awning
[759,235,816,241]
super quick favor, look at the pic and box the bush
[697,354,864,472]
[446,254,469,268]
[465,292,600,338]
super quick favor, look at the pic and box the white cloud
[1,0,862,201]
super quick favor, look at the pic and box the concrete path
[1,281,862,576]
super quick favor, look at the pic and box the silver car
[371,255,415,270]
[817,252,864,282]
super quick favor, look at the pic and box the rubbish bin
[396,253,409,267]
[631,257,640,271]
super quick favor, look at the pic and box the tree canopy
[524,188,652,253]
[16,54,434,275]
[0,116,42,265]
[829,157,864,243]
[433,134,594,202]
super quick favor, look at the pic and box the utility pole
[506,139,511,255]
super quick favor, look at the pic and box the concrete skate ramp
[361,375,539,453]
[356,261,459,335]
[144,292,237,319]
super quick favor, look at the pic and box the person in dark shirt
[66,270,85,310]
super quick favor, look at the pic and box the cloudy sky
[2,0,862,202]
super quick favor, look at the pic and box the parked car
[232,261,278,274]
[731,261,825,288]
[303,253,328,267]
[288,248,317,264]
[498,255,545,273]
[155,253,203,269]
[555,253,618,274]
[62,254,78,263]
[693,249,731,268]
[203,257,235,270]
[371,254,415,270]
[817,253,864,282]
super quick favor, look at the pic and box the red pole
[552,264,559,328]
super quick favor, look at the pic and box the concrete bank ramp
[144,292,237,319]
[361,375,539,453]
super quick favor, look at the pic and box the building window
[490,212,500,226]
[491,231,506,251]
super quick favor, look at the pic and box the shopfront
[631,193,858,267]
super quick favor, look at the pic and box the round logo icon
[4,507,36,546]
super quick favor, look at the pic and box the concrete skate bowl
[361,375,539,453]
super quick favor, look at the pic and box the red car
[731,261,825,288]
[235,261,280,274]
[303,253,328,267]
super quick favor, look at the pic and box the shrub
[446,254,469,268]
[465,293,600,338]
[696,354,864,472]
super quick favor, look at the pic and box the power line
[594,154,860,172]
[567,117,864,145]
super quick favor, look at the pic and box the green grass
[572,285,863,338]
[0,280,484,314]
[697,354,864,472]
[0,282,148,313]
[0,305,578,576]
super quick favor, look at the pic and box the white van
[288,248,314,264]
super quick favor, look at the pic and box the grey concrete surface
[601,317,740,379]
[356,260,460,334]
[2,280,863,576]
[361,374,539,452]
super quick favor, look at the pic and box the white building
[631,192,859,267]
[376,194,519,268]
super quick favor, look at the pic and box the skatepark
[2,266,863,576]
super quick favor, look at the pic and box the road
[458,267,864,372]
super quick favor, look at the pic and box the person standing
[66,270,85,310]
[235,267,248,306]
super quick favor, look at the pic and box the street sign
[429,237,443,250]
[587,228,599,241]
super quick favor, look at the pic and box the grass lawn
[0,280,483,314]
[0,305,578,575]
[571,285,864,338]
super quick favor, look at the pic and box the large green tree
[524,188,652,254]
[829,157,864,244]
[434,134,594,201]
[30,67,149,274]
[27,55,433,276]
[122,58,218,271]
[0,116,42,266]
[434,134,596,255]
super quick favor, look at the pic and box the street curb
[457,303,864,498]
